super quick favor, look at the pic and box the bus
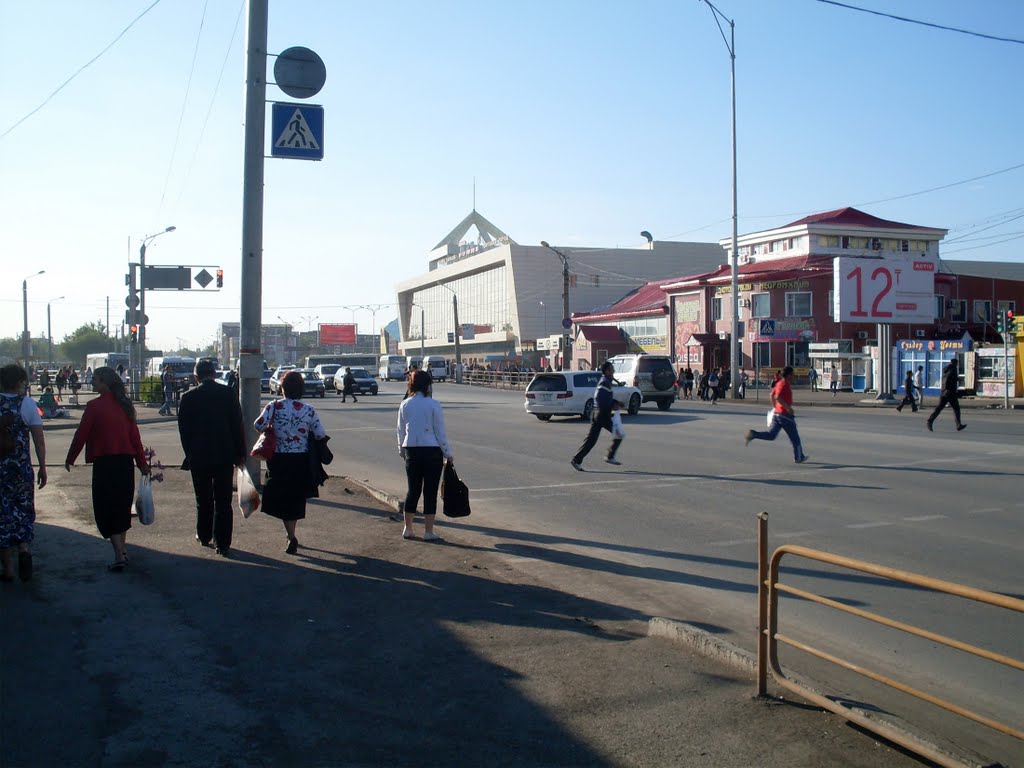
[147,356,197,386]
[379,355,406,381]
[84,352,130,388]
[425,356,447,382]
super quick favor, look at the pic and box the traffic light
[130,325,138,343]
[1005,309,1014,334]
[216,269,224,288]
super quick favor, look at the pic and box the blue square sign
[271,103,324,160]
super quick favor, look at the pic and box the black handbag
[441,459,471,518]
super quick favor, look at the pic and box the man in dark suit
[178,359,246,556]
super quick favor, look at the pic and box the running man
[745,366,808,463]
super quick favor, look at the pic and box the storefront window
[712,297,723,321]
[753,341,770,367]
[786,342,810,368]
[751,293,770,318]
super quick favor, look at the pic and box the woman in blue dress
[0,364,47,582]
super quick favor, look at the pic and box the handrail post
[757,511,769,696]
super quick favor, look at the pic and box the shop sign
[758,279,810,291]
[897,339,973,352]
[715,283,754,295]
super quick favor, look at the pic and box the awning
[683,333,726,347]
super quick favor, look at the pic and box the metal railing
[454,369,536,391]
[756,512,1023,768]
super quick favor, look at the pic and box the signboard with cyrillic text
[833,255,937,324]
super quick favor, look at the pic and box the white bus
[84,352,129,389]
[406,355,423,373]
[379,355,406,381]
[425,356,447,382]
[147,356,196,386]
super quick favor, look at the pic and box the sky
[2,0,1022,353]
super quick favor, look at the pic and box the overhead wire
[0,0,165,141]
[816,0,1024,46]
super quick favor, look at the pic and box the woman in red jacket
[65,367,149,571]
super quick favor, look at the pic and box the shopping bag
[250,424,276,461]
[135,475,155,525]
[237,466,261,519]
[441,460,471,518]
[611,411,625,439]
[766,410,775,429]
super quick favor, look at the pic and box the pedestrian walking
[64,367,150,572]
[744,366,808,464]
[158,367,175,416]
[927,357,965,432]
[708,367,721,405]
[0,364,46,583]
[396,370,453,541]
[178,360,246,557]
[913,366,924,407]
[896,369,919,413]
[340,367,358,403]
[570,361,623,471]
[808,366,818,392]
[254,370,327,554]
[684,367,694,400]
[738,369,748,399]
[829,366,839,396]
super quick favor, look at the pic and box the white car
[524,371,641,421]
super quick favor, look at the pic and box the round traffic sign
[274,46,326,99]
[561,318,572,330]
[126,294,140,309]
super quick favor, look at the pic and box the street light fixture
[436,286,462,383]
[411,302,425,358]
[541,241,571,370]
[137,225,176,372]
[47,296,65,368]
[698,0,740,398]
[22,270,45,372]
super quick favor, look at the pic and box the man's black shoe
[195,535,211,547]
[215,547,230,558]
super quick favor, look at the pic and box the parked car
[314,363,342,391]
[287,368,326,398]
[333,366,378,396]
[606,354,677,410]
[268,365,296,395]
[260,369,274,393]
[524,370,641,421]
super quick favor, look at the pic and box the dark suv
[606,354,677,410]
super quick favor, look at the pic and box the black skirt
[92,454,136,538]
[261,452,309,521]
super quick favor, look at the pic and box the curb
[647,617,756,674]
[342,475,405,513]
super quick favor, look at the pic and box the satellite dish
[274,46,327,99]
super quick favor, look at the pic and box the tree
[60,322,114,367]
[0,337,21,361]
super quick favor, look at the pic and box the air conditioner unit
[946,299,958,308]
[871,238,882,250]
[915,330,926,337]
[856,331,868,339]
[739,299,750,308]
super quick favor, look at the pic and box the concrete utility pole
[240,0,269,482]
[541,242,571,370]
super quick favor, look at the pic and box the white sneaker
[402,527,414,540]
[423,531,441,542]
[605,458,621,465]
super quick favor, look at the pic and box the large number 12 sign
[833,255,937,325]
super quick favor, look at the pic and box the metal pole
[562,257,570,370]
[729,19,740,399]
[240,0,269,483]
[1004,329,1010,411]
[47,303,52,369]
[420,306,425,357]
[138,242,147,367]
[106,296,110,341]
[22,279,29,372]
[757,511,769,696]
[453,293,462,383]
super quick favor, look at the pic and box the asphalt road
[47,383,1023,763]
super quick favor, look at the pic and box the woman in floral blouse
[254,370,326,554]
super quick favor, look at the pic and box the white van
[406,355,423,373]
[379,355,406,381]
[425,356,447,382]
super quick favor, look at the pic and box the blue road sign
[758,319,776,337]
[271,103,324,160]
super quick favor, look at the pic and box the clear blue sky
[2,0,1021,352]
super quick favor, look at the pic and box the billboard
[833,255,937,324]
[319,323,356,345]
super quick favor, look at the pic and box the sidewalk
[1,467,933,767]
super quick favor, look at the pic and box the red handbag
[250,423,276,461]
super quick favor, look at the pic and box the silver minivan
[606,354,677,410]
[524,371,641,421]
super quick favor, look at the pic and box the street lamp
[411,302,425,357]
[541,241,571,370]
[47,296,65,368]
[22,270,45,372]
[137,225,176,370]
[437,286,462,383]
[640,230,653,250]
[698,0,740,398]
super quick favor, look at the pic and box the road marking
[902,514,947,522]
[846,521,895,529]
[967,507,1003,515]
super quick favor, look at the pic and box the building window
[819,235,839,248]
[712,297,723,321]
[827,289,834,319]
[973,300,992,324]
[934,295,944,320]
[786,342,810,368]
[751,292,770,318]
[948,300,966,323]
[830,338,854,354]
[785,291,812,318]
[901,239,910,252]
[591,274,600,287]
[753,341,770,367]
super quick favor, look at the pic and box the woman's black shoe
[285,537,298,555]
[18,552,32,582]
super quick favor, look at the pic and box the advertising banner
[834,254,937,324]
[319,323,356,345]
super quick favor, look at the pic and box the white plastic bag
[611,411,625,439]
[135,475,155,525]
[766,410,775,429]
[238,466,261,519]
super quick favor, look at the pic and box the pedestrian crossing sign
[271,103,324,160]
[759,319,776,337]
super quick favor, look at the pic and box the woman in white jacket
[396,370,453,541]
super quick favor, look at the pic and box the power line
[0,0,164,140]
[816,0,1024,45]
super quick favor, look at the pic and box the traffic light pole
[1004,323,1010,412]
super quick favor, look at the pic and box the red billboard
[319,323,356,345]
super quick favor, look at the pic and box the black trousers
[572,410,622,464]
[928,394,962,427]
[897,391,918,412]
[191,463,234,548]
[404,447,443,516]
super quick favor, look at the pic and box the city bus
[84,352,130,388]
[379,355,406,381]
[147,356,197,387]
